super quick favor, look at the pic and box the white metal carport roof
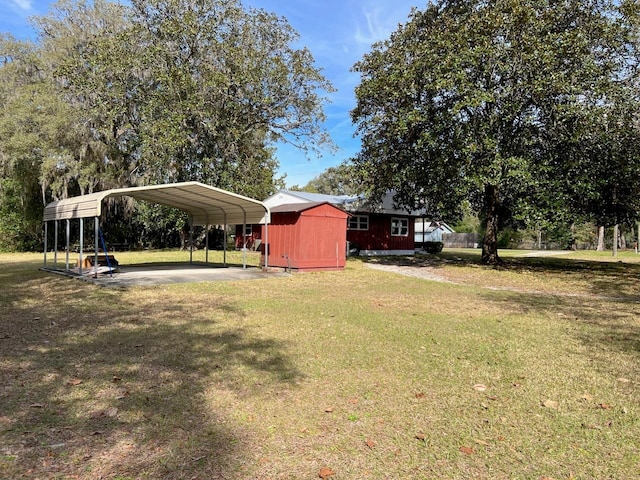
[43,181,270,225]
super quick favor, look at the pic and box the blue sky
[1,0,424,186]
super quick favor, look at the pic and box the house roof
[265,190,424,216]
[275,190,364,207]
[43,182,270,226]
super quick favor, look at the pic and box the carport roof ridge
[43,181,270,226]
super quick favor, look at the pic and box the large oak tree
[351,0,640,263]
[0,0,333,250]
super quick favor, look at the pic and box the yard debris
[365,439,376,449]
[319,467,335,478]
[324,407,334,413]
[90,407,118,419]
[581,423,602,430]
[115,390,130,400]
[542,399,559,410]
[67,378,83,386]
[415,433,426,441]
[29,403,45,408]
[473,384,487,392]
[459,446,475,455]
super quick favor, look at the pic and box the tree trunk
[613,224,618,257]
[620,229,626,250]
[596,225,605,251]
[537,229,542,250]
[481,184,500,264]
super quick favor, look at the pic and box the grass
[1,249,639,479]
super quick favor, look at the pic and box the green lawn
[1,250,639,479]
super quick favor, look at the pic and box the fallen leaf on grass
[319,467,335,478]
[90,407,118,419]
[415,433,426,441]
[0,416,14,428]
[473,384,487,392]
[365,439,376,449]
[617,378,630,383]
[581,423,602,430]
[29,403,45,408]
[67,378,83,386]
[598,403,611,410]
[542,399,558,409]
[115,390,129,400]
[581,393,594,402]
[112,376,122,383]
[474,438,490,446]
[324,407,334,413]
[415,392,426,399]
[459,446,475,455]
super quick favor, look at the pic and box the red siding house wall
[234,225,262,250]
[346,213,415,255]
[261,202,348,271]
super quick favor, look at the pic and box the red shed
[261,202,349,271]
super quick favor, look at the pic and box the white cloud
[8,0,32,11]
[353,2,414,48]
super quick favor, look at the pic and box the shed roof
[43,182,269,226]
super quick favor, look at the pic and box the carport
[42,182,270,276]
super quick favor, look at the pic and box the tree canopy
[293,163,361,195]
[351,0,640,263]
[0,0,333,250]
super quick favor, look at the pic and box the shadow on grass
[477,286,640,378]
[363,251,640,302]
[0,260,301,479]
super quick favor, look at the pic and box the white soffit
[43,182,270,225]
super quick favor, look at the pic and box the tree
[0,0,333,250]
[296,163,361,195]
[46,0,333,199]
[351,0,640,263]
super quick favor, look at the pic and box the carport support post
[242,213,247,269]
[189,215,193,265]
[205,222,209,264]
[43,222,48,268]
[264,221,269,269]
[53,221,58,269]
[94,217,99,278]
[79,218,84,275]
[223,214,227,267]
[65,219,70,271]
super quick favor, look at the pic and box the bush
[423,241,444,254]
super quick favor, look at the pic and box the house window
[391,217,409,236]
[244,225,252,236]
[348,215,369,230]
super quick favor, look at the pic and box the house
[262,190,422,256]
[414,220,455,247]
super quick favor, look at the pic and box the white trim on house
[359,249,415,256]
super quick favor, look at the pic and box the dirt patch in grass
[1,251,639,479]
